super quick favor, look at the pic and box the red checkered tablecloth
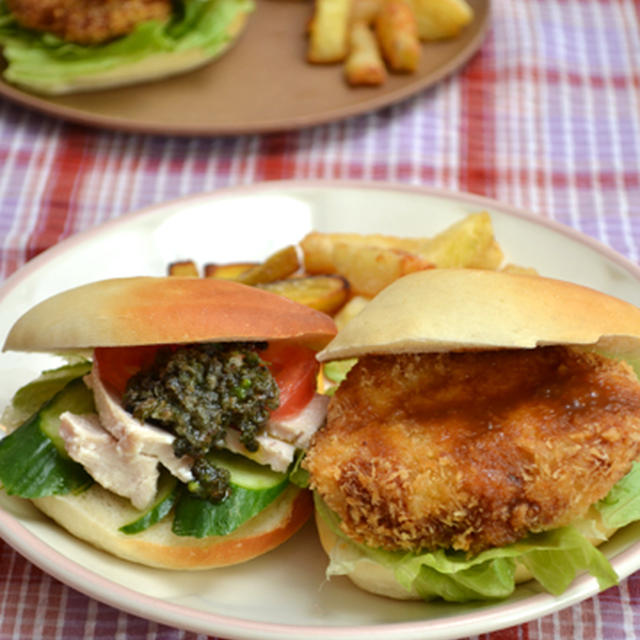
[1,0,640,638]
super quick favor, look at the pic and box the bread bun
[317,269,640,362]
[5,8,250,95]
[314,510,421,600]
[4,276,337,353]
[32,483,311,569]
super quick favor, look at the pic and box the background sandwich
[305,268,640,601]
[0,0,252,94]
[0,276,336,569]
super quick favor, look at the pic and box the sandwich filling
[0,340,326,537]
[56,342,327,510]
[305,346,640,599]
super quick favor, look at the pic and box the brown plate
[0,0,489,135]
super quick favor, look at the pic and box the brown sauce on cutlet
[305,346,640,553]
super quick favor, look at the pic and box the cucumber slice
[39,376,95,454]
[172,482,288,538]
[172,451,289,537]
[0,377,93,497]
[209,449,287,490]
[119,472,179,534]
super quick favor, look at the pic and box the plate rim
[0,1,490,136]
[1,180,640,640]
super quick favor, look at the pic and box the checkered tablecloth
[1,0,640,637]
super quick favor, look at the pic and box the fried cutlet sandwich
[0,0,252,94]
[0,277,336,568]
[304,268,640,602]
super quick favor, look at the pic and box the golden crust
[305,347,640,554]
[317,269,640,361]
[3,277,337,353]
[7,0,172,45]
[33,484,312,569]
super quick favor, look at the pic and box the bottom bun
[315,509,422,600]
[315,508,615,600]
[33,483,311,569]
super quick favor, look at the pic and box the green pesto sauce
[122,342,279,502]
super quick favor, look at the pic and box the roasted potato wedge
[234,245,300,286]
[257,275,350,315]
[414,211,504,269]
[168,260,199,277]
[204,262,259,280]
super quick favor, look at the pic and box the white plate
[2,181,640,640]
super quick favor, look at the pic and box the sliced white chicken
[85,364,193,483]
[59,412,159,510]
[223,429,297,473]
[267,393,329,448]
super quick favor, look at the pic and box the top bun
[4,277,337,352]
[317,269,640,361]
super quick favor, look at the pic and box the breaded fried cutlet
[6,0,171,44]
[304,346,640,554]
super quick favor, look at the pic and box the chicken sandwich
[0,276,337,569]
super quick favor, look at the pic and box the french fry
[235,245,300,286]
[408,0,473,40]
[204,262,258,279]
[375,0,421,73]
[168,260,199,277]
[333,295,370,330]
[332,243,433,297]
[501,263,539,276]
[308,0,352,63]
[258,275,350,314]
[351,0,381,24]
[301,231,422,273]
[414,211,504,269]
[169,211,519,315]
[345,21,388,86]
[300,232,340,273]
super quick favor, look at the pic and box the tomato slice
[93,345,160,395]
[260,343,319,421]
[93,341,319,419]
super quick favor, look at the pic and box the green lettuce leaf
[316,496,619,602]
[322,359,357,386]
[0,0,252,93]
[1,359,91,430]
[596,461,640,528]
